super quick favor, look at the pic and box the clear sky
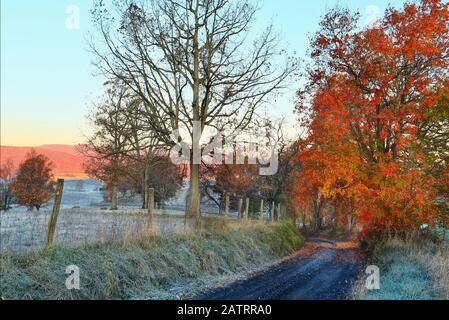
[1,0,404,147]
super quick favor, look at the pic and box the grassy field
[0,220,303,300]
[352,237,449,300]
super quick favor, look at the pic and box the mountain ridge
[1,145,88,179]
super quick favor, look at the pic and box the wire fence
[0,179,283,254]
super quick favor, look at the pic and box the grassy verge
[0,220,303,300]
[352,237,448,300]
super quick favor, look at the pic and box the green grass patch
[0,221,303,300]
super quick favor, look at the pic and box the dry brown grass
[403,240,449,299]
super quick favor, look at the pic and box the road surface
[196,238,365,300]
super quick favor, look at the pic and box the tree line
[60,0,449,237]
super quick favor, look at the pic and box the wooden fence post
[45,179,64,247]
[259,199,264,221]
[142,187,148,209]
[277,203,281,221]
[237,198,243,220]
[148,188,155,227]
[225,195,230,218]
[245,197,250,220]
[271,202,275,222]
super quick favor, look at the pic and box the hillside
[0,145,88,179]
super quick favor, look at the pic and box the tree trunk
[148,187,155,229]
[111,184,118,210]
[302,211,307,229]
[311,194,324,231]
[187,162,200,218]
[312,207,320,231]
[186,2,201,220]
[141,171,147,209]
[142,166,150,209]
[347,215,356,235]
[313,208,322,230]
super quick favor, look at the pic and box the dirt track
[196,238,365,300]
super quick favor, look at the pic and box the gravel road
[197,238,365,300]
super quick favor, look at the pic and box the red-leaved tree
[294,0,449,237]
[10,150,55,211]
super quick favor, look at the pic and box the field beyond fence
[1,208,194,254]
[0,180,286,254]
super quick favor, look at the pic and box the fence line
[0,179,288,254]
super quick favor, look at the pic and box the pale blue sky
[1,0,404,146]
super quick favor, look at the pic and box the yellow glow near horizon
[1,118,85,147]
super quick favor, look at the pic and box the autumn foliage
[294,0,449,237]
[10,150,55,211]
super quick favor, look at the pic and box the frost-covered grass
[435,226,449,241]
[0,208,189,253]
[0,220,303,300]
[352,237,449,300]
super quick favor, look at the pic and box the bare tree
[118,150,187,207]
[261,120,301,206]
[119,101,168,209]
[89,0,298,218]
[80,81,138,210]
[0,159,15,211]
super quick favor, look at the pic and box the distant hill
[0,145,88,179]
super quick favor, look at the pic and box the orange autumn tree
[294,0,449,237]
[10,150,55,211]
[207,163,261,199]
